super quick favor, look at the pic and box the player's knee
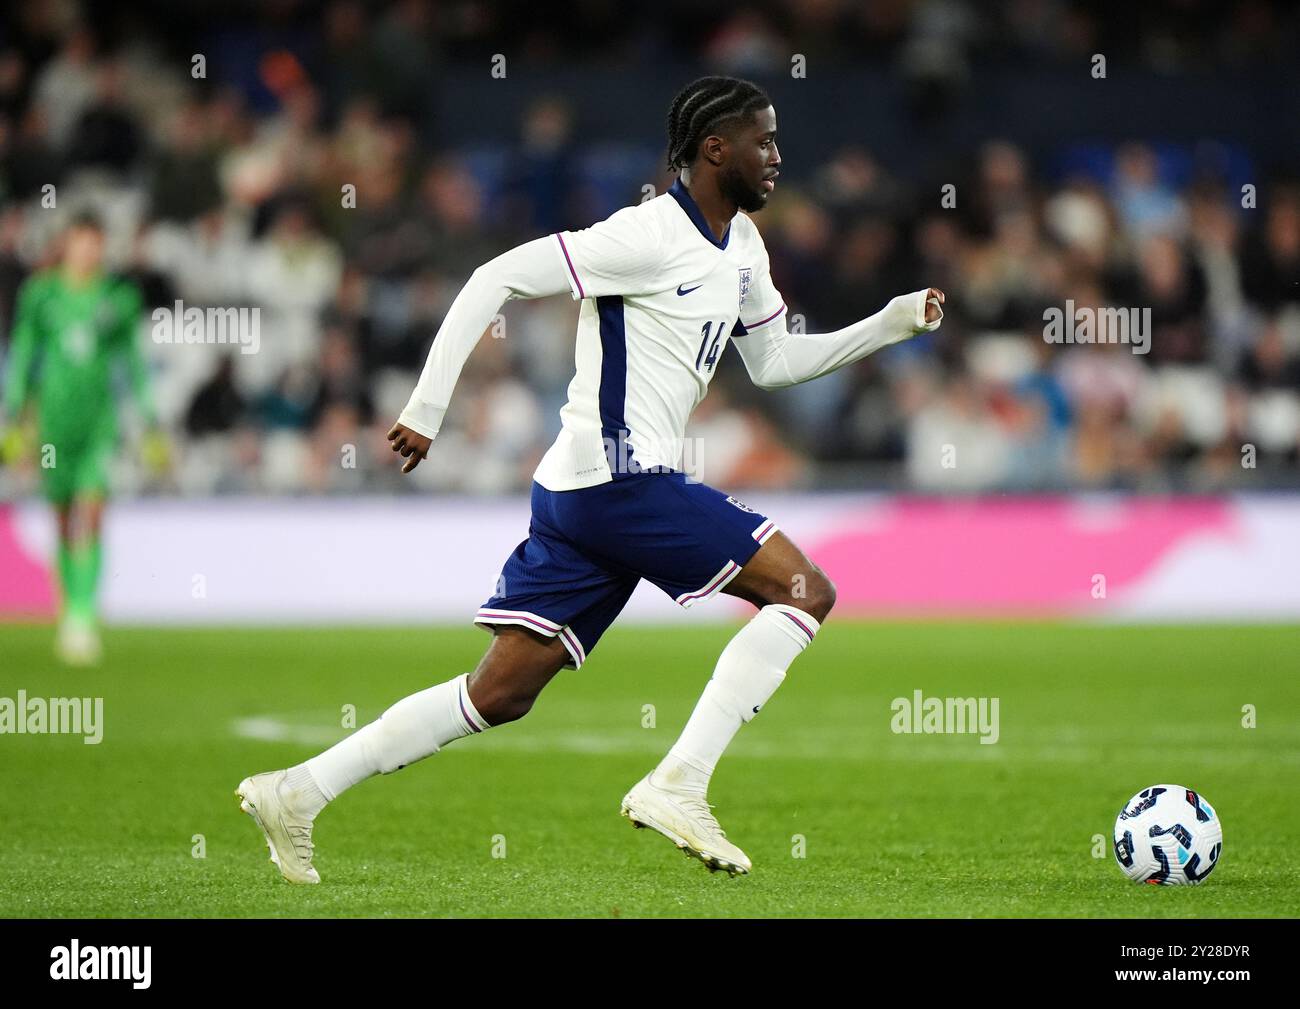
[763,570,834,623]
[465,671,542,726]
[473,687,536,726]
[803,573,836,623]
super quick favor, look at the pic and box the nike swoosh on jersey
[676,283,703,296]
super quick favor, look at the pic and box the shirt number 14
[695,319,726,373]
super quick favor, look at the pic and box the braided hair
[665,76,771,172]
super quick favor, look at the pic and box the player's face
[721,105,780,213]
[63,226,105,275]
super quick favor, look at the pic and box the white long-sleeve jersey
[397,177,943,491]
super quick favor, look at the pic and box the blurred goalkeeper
[1,212,159,664]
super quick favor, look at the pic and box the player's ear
[702,134,726,167]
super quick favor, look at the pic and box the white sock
[654,603,819,795]
[293,672,490,815]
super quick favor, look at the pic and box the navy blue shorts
[475,471,779,669]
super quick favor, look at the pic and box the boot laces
[679,795,726,839]
[287,822,315,861]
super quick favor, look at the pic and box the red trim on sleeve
[556,233,585,300]
[746,302,786,330]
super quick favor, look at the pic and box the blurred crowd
[1,0,1298,496]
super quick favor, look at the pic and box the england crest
[738,267,752,311]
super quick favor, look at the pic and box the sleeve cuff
[396,401,446,440]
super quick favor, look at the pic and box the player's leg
[54,503,75,615]
[237,626,569,884]
[66,494,105,620]
[609,479,832,873]
[52,495,106,663]
[76,494,106,615]
[53,502,78,661]
[651,530,833,795]
[718,530,837,622]
[49,436,110,664]
[64,495,106,662]
[302,624,569,802]
[236,479,632,883]
[463,625,572,723]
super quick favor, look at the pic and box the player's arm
[1,278,41,464]
[390,208,663,473]
[115,283,157,424]
[2,278,41,422]
[112,282,170,474]
[731,252,944,389]
[388,236,572,471]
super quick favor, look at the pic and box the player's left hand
[924,288,945,324]
[387,422,432,474]
[141,425,171,476]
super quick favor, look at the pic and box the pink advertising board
[1,495,1295,624]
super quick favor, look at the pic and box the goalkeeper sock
[65,538,101,622]
[81,537,102,619]
[655,603,819,795]
[56,543,77,618]
[298,673,490,813]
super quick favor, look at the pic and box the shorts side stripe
[675,559,742,608]
[557,626,587,668]
[475,608,564,634]
[475,608,586,670]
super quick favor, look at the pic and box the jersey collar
[668,177,732,250]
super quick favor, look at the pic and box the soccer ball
[1113,784,1223,885]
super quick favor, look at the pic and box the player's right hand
[924,287,945,324]
[0,423,29,466]
[386,422,433,474]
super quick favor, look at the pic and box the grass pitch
[0,621,1296,918]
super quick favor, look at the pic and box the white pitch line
[229,717,1300,766]
[231,716,345,747]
